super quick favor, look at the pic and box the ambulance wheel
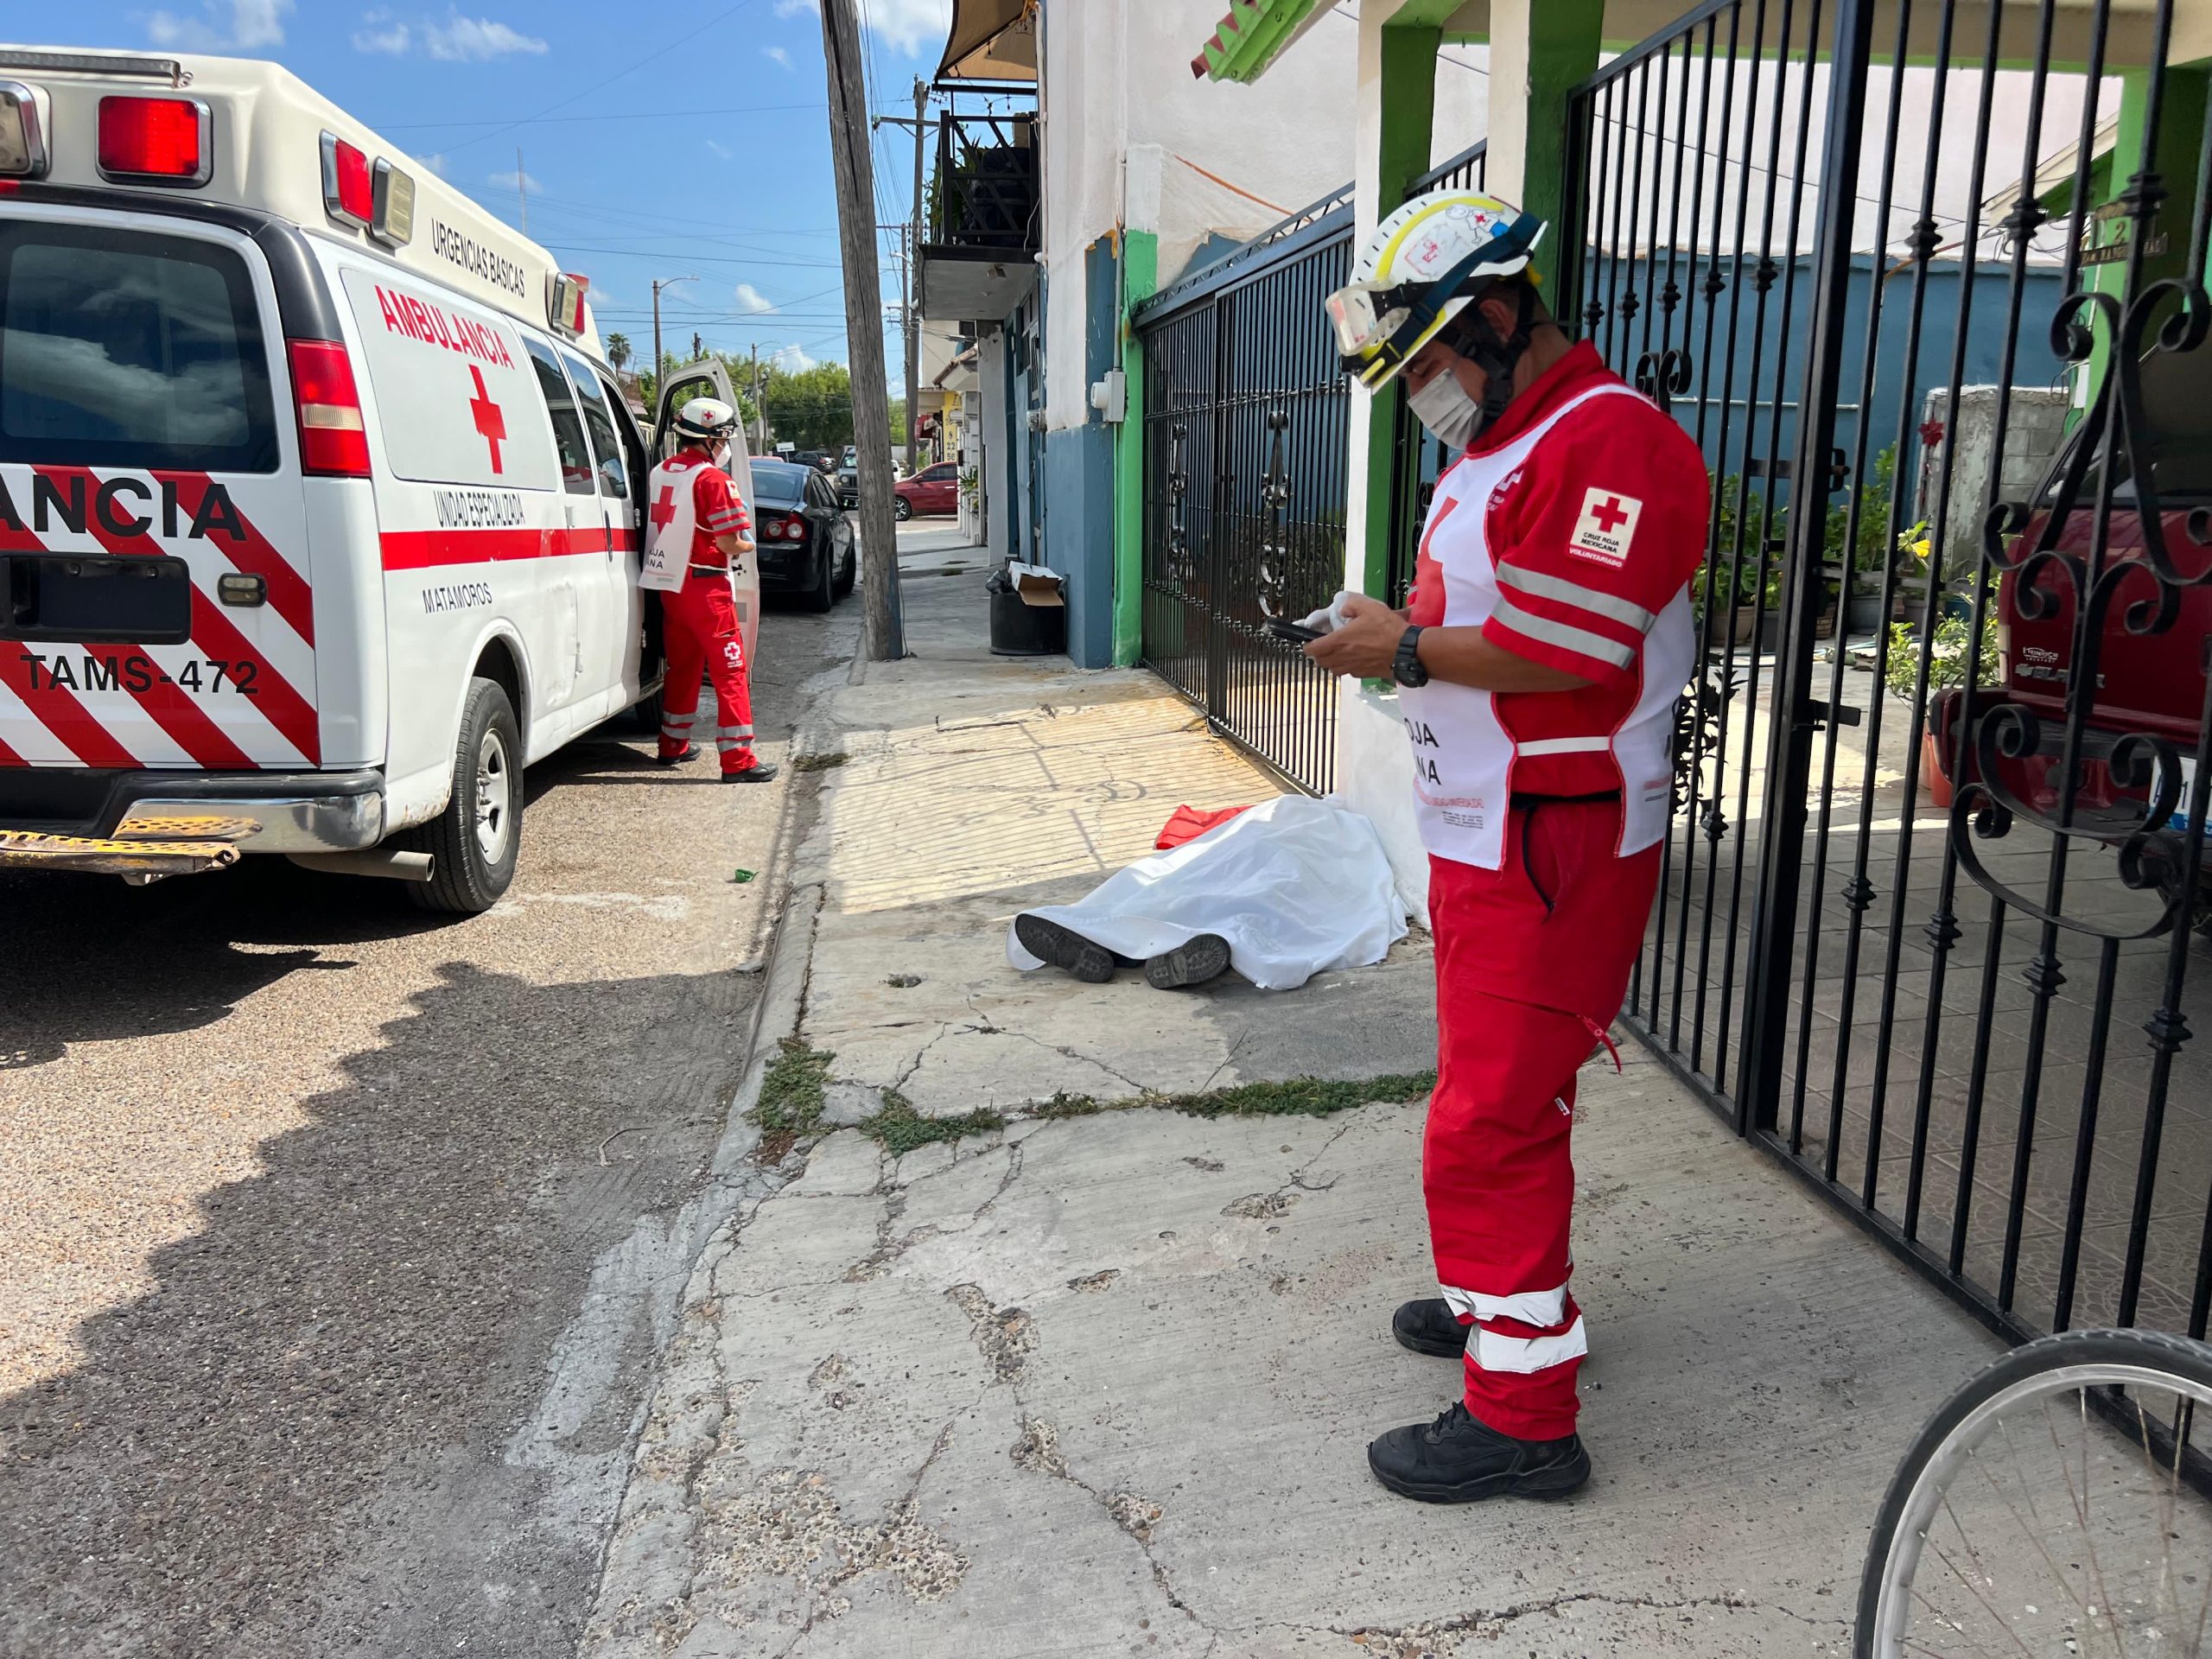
[405,677,522,916]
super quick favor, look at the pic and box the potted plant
[1882,583,2000,807]
[1834,447,1897,637]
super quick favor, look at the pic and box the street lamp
[652,275,700,391]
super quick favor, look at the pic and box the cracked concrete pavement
[579,542,2006,1656]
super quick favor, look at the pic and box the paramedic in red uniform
[1305,190,1707,1502]
[650,397,776,783]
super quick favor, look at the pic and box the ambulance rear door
[652,360,758,667]
[0,207,325,777]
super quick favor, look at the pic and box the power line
[434,0,767,156]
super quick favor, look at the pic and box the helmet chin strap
[1452,281,1540,436]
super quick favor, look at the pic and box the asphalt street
[0,582,860,1656]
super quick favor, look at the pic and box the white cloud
[706,138,734,160]
[772,0,949,54]
[762,44,792,69]
[771,343,816,374]
[419,151,448,176]
[148,0,293,49]
[423,13,549,60]
[735,283,778,315]
[351,8,410,52]
[486,168,542,194]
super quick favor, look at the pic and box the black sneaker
[722,762,779,784]
[1143,932,1231,990]
[657,745,698,766]
[1367,1402,1590,1503]
[1014,914,1116,984]
[1393,1297,1471,1358]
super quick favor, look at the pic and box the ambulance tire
[404,677,523,916]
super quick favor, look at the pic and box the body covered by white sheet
[1006,795,1409,992]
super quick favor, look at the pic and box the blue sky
[51,0,955,384]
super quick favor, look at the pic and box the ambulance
[0,46,760,912]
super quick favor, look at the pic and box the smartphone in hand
[1264,617,1322,644]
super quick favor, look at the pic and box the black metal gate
[1135,190,1355,794]
[1564,0,2212,1350]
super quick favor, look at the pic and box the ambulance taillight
[0,82,48,178]
[321,132,372,227]
[372,158,416,246]
[549,272,588,339]
[98,96,210,186]
[288,340,372,478]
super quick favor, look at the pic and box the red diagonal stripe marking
[47,467,303,769]
[186,588,320,763]
[156,472,315,646]
[0,650,139,767]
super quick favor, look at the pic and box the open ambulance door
[653,361,760,667]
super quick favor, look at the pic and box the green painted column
[1113,229,1158,667]
[1354,18,1443,601]
[2083,65,2209,414]
[1515,0,1604,295]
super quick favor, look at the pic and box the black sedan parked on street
[748,459,857,612]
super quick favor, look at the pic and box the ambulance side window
[524,338,595,496]
[559,350,626,501]
[598,373,650,506]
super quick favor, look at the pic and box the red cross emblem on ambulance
[467,365,506,475]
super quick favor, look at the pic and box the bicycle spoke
[2046,1389,2128,1659]
[1923,1535,2041,1657]
[1974,1438,2093,1623]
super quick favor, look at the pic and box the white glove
[1296,590,1357,635]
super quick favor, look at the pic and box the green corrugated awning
[1189,0,1332,84]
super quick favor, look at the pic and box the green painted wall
[1357,19,1443,600]
[1113,229,1157,667]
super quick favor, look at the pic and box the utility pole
[651,274,698,397]
[874,83,931,477]
[907,77,925,475]
[749,342,766,451]
[822,0,904,660]
[516,147,528,233]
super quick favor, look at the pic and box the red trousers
[1426,798,1659,1440]
[657,571,758,775]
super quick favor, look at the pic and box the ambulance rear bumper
[0,770,385,854]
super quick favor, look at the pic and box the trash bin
[987,563,1067,657]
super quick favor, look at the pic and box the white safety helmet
[1326,190,1548,391]
[674,396,739,444]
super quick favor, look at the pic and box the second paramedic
[1304,191,1707,1502]
[648,397,776,783]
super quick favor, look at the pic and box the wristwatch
[1392,626,1430,688]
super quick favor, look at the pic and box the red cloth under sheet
[1154,804,1251,850]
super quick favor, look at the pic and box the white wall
[976,328,1010,556]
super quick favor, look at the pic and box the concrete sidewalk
[578,538,2003,1658]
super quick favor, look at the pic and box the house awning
[936,0,1038,83]
[1190,0,1332,83]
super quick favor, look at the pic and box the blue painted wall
[1043,236,1123,668]
[1573,252,2070,506]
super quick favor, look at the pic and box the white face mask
[1408,368,1481,451]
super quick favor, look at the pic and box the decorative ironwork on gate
[1560,0,2212,1356]
[1134,187,1356,794]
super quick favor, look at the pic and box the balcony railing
[926,111,1039,257]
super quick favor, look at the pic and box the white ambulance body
[0,46,756,911]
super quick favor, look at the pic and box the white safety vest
[639,456,701,593]
[1400,385,1694,871]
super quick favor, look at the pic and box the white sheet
[1007,794,1409,992]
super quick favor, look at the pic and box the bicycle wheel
[1858,1327,2212,1658]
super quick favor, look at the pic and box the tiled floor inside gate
[1644,649,2212,1339]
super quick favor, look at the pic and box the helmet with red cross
[1325,190,1547,391]
[674,396,739,444]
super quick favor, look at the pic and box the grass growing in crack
[862,1090,1009,1156]
[1033,1071,1435,1123]
[791,751,849,772]
[747,1040,836,1160]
